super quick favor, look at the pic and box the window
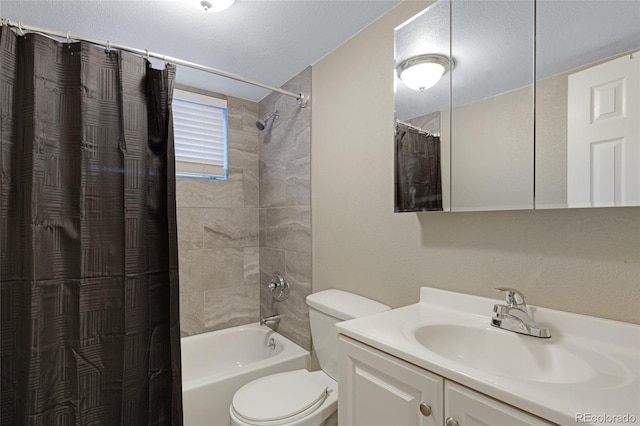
[172,89,228,180]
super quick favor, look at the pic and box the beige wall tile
[204,285,260,331]
[265,207,311,253]
[259,209,267,247]
[258,250,312,350]
[258,67,313,349]
[202,208,259,248]
[228,98,260,134]
[176,170,244,208]
[282,251,312,349]
[259,162,286,208]
[179,292,205,337]
[259,247,286,281]
[285,251,312,288]
[244,247,260,286]
[176,208,204,250]
[243,168,259,208]
[259,117,311,167]
[269,285,311,350]
[286,158,310,206]
[179,248,244,293]
[228,128,259,171]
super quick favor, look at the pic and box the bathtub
[181,323,310,426]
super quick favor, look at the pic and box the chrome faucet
[260,314,282,326]
[491,288,551,338]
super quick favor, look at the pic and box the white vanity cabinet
[338,335,443,426]
[338,336,554,426]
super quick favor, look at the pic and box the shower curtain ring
[17,22,25,36]
[106,40,111,54]
[145,49,150,61]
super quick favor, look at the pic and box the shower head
[256,110,279,131]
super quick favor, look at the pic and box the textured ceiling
[396,0,640,121]
[4,1,638,113]
[0,0,400,101]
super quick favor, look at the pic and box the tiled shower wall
[177,93,261,337]
[258,67,313,350]
[176,69,312,345]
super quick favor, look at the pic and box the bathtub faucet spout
[260,314,282,326]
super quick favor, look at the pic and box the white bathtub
[181,323,310,426]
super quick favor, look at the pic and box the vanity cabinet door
[444,381,554,426]
[338,336,444,426]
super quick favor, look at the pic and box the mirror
[395,0,535,212]
[394,0,640,213]
[535,0,640,209]
[394,0,451,212]
[450,0,534,211]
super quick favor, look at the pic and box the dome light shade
[397,54,452,91]
[199,0,235,12]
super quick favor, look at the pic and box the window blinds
[173,89,228,179]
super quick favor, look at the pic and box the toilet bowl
[229,290,390,426]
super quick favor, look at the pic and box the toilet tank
[306,290,390,380]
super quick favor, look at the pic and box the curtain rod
[396,120,441,137]
[0,18,309,108]
[397,119,429,135]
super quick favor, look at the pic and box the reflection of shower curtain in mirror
[395,123,443,212]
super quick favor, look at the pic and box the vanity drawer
[445,381,555,426]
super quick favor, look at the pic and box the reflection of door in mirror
[535,0,640,209]
[567,52,639,208]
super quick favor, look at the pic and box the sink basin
[414,324,602,384]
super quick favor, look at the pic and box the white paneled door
[567,51,640,207]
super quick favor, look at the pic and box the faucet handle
[494,287,527,308]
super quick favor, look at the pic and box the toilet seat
[231,370,330,426]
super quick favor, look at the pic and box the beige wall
[311,1,640,324]
[448,87,534,211]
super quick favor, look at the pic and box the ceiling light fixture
[199,0,235,12]
[396,54,453,91]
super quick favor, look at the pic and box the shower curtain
[0,28,182,425]
[395,122,443,212]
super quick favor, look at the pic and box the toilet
[229,290,390,426]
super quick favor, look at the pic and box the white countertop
[336,287,640,425]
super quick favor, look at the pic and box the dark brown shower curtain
[395,122,443,212]
[0,28,182,425]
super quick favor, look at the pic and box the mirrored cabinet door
[394,0,638,213]
[394,0,451,212]
[450,0,535,212]
[535,1,640,209]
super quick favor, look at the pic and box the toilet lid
[232,370,329,425]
